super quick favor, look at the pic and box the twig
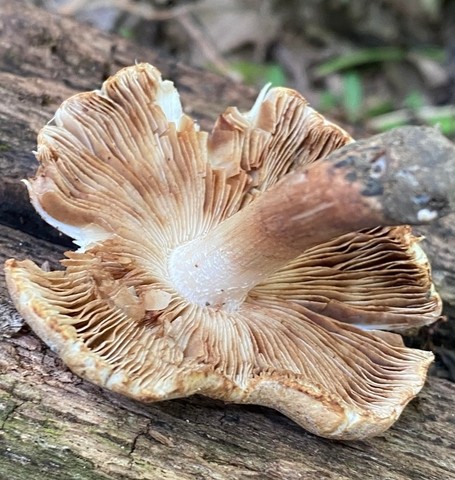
[176,13,233,78]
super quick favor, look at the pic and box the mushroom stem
[169,126,455,310]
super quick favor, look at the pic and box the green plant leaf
[404,91,426,110]
[315,47,406,77]
[230,61,287,87]
[342,71,363,123]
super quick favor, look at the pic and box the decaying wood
[0,2,454,479]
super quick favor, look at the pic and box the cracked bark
[0,2,455,479]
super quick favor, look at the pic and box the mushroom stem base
[168,159,385,311]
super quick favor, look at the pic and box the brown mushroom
[5,63,454,440]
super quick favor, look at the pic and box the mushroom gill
[5,63,447,440]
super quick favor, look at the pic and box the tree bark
[0,2,454,479]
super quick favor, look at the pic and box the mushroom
[5,63,455,440]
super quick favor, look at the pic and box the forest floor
[42,0,455,138]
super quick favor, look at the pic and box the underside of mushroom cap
[5,245,434,439]
[5,63,441,440]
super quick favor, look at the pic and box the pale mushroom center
[168,236,268,312]
[167,181,307,311]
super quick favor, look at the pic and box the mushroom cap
[5,64,441,439]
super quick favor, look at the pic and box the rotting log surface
[0,2,454,479]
